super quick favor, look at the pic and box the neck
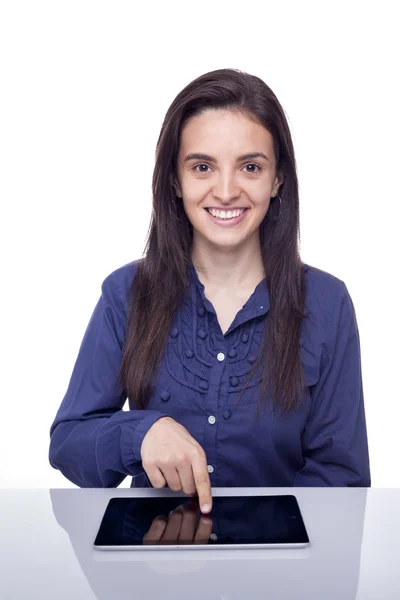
[191,235,265,289]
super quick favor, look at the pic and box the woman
[49,68,371,516]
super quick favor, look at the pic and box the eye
[193,164,211,173]
[192,163,262,174]
[243,163,262,174]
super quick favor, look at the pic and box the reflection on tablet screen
[94,495,309,547]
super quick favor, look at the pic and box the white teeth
[208,208,246,219]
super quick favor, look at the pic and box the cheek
[260,201,272,218]
[251,197,271,220]
[182,198,203,219]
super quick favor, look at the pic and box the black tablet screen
[94,495,309,547]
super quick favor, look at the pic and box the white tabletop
[0,487,399,599]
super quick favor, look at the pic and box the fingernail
[201,504,211,513]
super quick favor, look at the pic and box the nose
[212,171,241,203]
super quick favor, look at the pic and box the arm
[49,269,168,488]
[294,284,371,487]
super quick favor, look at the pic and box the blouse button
[247,353,257,364]
[197,328,207,339]
[230,376,239,387]
[228,347,237,358]
[185,349,194,358]
[197,307,206,316]
[208,415,216,425]
[241,333,249,343]
[170,327,179,338]
[207,465,214,474]
[160,390,171,402]
[223,409,232,419]
[199,380,209,390]
[217,352,225,362]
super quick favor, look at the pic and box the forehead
[179,109,273,151]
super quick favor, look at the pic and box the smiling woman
[49,68,370,498]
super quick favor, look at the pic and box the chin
[200,232,248,249]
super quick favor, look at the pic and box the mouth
[204,207,249,227]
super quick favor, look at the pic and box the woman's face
[174,109,283,252]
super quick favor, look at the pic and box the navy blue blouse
[49,259,371,488]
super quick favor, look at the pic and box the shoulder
[304,262,348,301]
[303,263,353,324]
[102,258,142,288]
[303,263,346,294]
[100,258,143,311]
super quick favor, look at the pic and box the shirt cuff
[121,412,168,470]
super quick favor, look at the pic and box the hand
[142,501,213,545]
[140,417,212,513]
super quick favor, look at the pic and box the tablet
[94,494,310,550]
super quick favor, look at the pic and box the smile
[204,207,249,226]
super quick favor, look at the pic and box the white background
[1,1,398,490]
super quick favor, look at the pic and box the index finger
[191,451,212,514]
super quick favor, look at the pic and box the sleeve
[294,284,371,487]
[48,271,169,488]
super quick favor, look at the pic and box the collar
[189,263,270,321]
[188,262,309,320]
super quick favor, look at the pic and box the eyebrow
[183,152,269,163]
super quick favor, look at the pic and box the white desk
[0,488,399,599]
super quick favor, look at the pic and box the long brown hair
[118,68,308,419]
